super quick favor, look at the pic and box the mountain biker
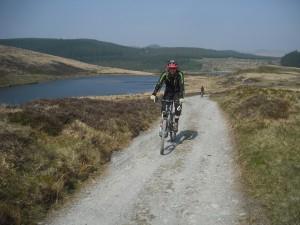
[200,85,205,97]
[150,60,184,132]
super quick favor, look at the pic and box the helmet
[167,60,178,70]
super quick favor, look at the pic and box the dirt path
[44,96,247,225]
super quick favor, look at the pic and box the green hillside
[281,50,300,68]
[0,38,271,72]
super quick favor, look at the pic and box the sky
[0,0,299,54]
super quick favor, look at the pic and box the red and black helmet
[167,60,178,70]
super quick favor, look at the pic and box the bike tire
[160,119,167,155]
[169,113,176,142]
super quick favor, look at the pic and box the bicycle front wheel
[160,119,167,155]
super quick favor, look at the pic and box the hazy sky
[0,0,299,53]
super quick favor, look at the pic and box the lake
[0,75,158,105]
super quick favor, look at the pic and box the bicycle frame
[160,99,177,154]
[161,99,175,133]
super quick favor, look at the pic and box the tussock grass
[218,65,300,91]
[0,96,159,225]
[235,66,282,75]
[213,86,300,225]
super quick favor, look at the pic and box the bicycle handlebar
[153,97,179,104]
[161,99,176,103]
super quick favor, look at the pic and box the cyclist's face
[169,68,176,75]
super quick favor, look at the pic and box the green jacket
[152,70,185,98]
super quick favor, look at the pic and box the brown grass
[217,65,300,91]
[236,94,290,119]
[213,86,300,225]
[0,95,159,225]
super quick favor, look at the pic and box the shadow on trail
[162,130,198,155]
[176,130,198,144]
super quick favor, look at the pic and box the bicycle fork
[159,114,168,138]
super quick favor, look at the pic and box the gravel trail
[44,96,247,225]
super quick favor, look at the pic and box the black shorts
[161,92,182,117]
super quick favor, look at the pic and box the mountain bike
[159,99,177,155]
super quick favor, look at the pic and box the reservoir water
[0,75,158,105]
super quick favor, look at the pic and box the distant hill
[146,44,162,48]
[0,38,271,72]
[281,51,300,68]
[0,45,150,87]
[248,49,288,57]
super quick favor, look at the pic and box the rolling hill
[0,38,273,72]
[0,45,151,87]
[281,50,300,68]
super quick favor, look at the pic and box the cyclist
[200,85,205,97]
[150,60,184,132]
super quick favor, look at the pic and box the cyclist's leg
[162,92,173,118]
[174,93,182,118]
[174,93,182,131]
[174,104,182,121]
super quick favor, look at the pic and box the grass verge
[213,86,300,225]
[0,95,159,225]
